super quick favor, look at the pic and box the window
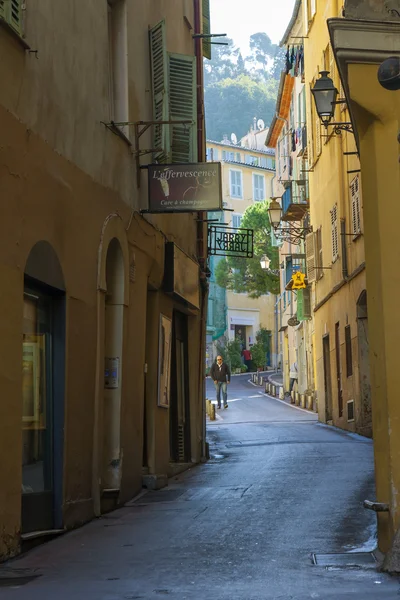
[230,170,242,198]
[150,21,197,163]
[253,174,265,201]
[232,214,242,229]
[0,0,22,35]
[350,175,361,237]
[345,325,353,377]
[206,148,212,161]
[260,158,267,168]
[108,1,129,136]
[330,204,339,262]
[236,152,241,162]
[213,148,219,160]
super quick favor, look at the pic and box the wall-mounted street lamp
[260,255,280,275]
[267,198,283,229]
[268,197,312,246]
[311,71,353,135]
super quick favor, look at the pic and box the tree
[204,37,241,87]
[215,202,280,298]
[205,75,278,142]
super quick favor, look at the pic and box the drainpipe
[194,0,208,460]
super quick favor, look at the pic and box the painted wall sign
[147,162,222,213]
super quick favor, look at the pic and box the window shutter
[330,204,339,261]
[10,0,21,33]
[308,116,314,167]
[298,287,312,321]
[305,232,316,283]
[310,0,316,17]
[202,0,211,60]
[315,117,321,156]
[0,0,6,20]
[149,20,170,163]
[350,175,361,236]
[169,53,197,163]
[316,227,323,279]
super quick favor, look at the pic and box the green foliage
[204,32,283,142]
[215,202,280,298]
[225,338,243,370]
[256,327,271,353]
[250,343,266,369]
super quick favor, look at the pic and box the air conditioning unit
[347,399,355,422]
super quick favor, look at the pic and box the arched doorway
[101,238,125,493]
[22,241,65,534]
[357,290,372,436]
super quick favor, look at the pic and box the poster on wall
[158,314,172,408]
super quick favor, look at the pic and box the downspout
[194,0,209,460]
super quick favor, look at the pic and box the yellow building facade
[268,0,371,431]
[329,0,400,566]
[206,131,276,364]
[0,0,209,560]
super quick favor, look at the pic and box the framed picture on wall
[157,314,172,408]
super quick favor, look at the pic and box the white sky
[210,0,297,55]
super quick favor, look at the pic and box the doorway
[335,322,343,417]
[234,325,246,350]
[22,284,65,533]
[323,334,333,422]
[170,311,191,463]
[102,238,125,493]
[22,242,65,535]
[357,291,372,434]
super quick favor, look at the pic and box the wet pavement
[1,375,399,599]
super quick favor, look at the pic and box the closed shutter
[305,232,316,283]
[230,170,242,198]
[350,175,361,236]
[316,227,323,280]
[149,20,170,163]
[10,0,21,33]
[253,174,264,201]
[308,115,314,167]
[0,0,6,20]
[168,53,197,163]
[330,204,339,261]
[315,117,321,156]
[232,214,242,229]
[202,0,211,60]
[297,288,312,321]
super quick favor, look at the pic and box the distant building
[206,121,277,369]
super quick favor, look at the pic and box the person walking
[289,361,298,394]
[210,355,231,409]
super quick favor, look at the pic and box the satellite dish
[257,119,265,131]
[231,133,237,145]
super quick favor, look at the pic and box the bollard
[295,392,300,406]
[300,394,306,409]
[206,399,211,416]
[279,386,284,399]
[265,382,269,394]
[291,391,295,403]
[209,403,216,421]
[306,395,313,410]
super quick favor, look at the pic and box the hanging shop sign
[291,270,307,290]
[147,162,222,213]
[164,242,200,310]
[208,225,254,258]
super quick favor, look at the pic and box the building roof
[206,139,275,156]
[280,0,302,47]
[264,73,295,148]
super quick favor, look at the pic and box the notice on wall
[147,162,222,213]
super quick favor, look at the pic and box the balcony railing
[281,180,309,222]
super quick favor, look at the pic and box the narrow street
[1,375,399,599]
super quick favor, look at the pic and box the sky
[210,0,297,54]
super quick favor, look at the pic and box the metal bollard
[206,399,211,416]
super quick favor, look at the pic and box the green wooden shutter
[202,0,211,60]
[297,287,312,321]
[168,53,197,163]
[10,0,22,34]
[149,20,170,163]
[0,0,6,21]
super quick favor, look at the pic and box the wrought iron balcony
[281,180,309,222]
